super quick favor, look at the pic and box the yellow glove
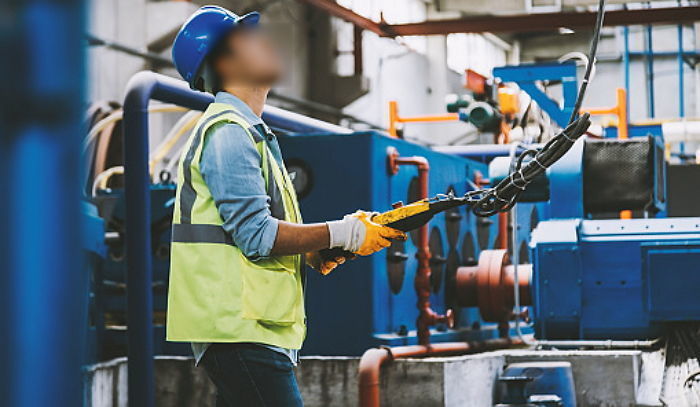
[307,251,355,275]
[326,210,407,257]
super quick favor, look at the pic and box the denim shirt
[191,92,298,366]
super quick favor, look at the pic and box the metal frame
[493,62,578,128]
[382,6,700,36]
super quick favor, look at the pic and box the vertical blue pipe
[623,26,631,114]
[123,78,156,407]
[0,1,86,407]
[645,25,655,118]
[678,24,685,118]
[678,24,686,157]
[123,72,210,407]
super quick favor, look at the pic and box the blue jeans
[201,343,304,407]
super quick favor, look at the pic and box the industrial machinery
[86,125,546,357]
[459,132,700,340]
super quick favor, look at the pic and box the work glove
[306,251,355,275]
[326,211,407,257]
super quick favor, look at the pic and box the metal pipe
[358,338,525,407]
[677,23,687,158]
[263,104,353,134]
[86,33,172,66]
[433,144,534,159]
[296,0,390,37]
[123,71,201,407]
[269,90,382,129]
[387,101,459,138]
[122,71,353,407]
[678,24,686,119]
[381,6,700,36]
[388,149,452,345]
[353,25,363,76]
[623,26,630,111]
[497,213,509,250]
[645,25,655,118]
[581,87,627,139]
[535,338,662,350]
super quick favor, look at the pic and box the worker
[167,6,405,407]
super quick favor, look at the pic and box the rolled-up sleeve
[199,123,279,259]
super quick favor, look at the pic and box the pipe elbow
[396,156,429,171]
[358,347,391,387]
[123,71,160,112]
[414,157,430,172]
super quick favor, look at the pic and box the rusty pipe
[358,338,525,407]
[387,148,452,345]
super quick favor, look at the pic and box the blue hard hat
[172,6,260,88]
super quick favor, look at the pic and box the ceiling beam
[384,6,700,36]
[296,0,391,36]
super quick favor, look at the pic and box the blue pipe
[645,25,655,118]
[432,144,535,161]
[623,26,631,114]
[678,24,686,157]
[122,71,350,406]
[1,1,86,406]
[678,24,685,118]
[628,51,700,59]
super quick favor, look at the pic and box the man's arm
[200,122,330,259]
[200,123,405,263]
[270,222,329,256]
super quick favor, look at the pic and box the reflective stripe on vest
[172,223,234,245]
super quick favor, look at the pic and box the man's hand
[307,251,355,275]
[326,210,407,256]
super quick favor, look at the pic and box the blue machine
[91,184,190,360]
[278,131,539,355]
[517,134,700,339]
[83,201,108,364]
[531,217,700,339]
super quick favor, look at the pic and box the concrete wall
[86,350,665,407]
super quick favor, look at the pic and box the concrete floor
[85,349,671,407]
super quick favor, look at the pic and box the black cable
[568,0,606,124]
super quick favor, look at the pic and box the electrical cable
[568,0,606,123]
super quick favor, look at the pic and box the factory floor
[84,347,689,407]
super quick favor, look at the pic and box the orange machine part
[497,86,520,116]
[455,249,532,322]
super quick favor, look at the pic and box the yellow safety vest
[166,103,305,349]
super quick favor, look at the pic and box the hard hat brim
[237,12,260,27]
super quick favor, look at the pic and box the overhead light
[558,27,575,35]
